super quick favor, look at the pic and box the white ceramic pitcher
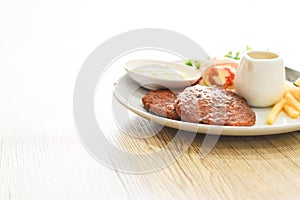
[234,50,286,107]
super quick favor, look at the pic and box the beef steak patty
[142,90,180,120]
[174,85,256,126]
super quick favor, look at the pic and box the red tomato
[202,58,238,89]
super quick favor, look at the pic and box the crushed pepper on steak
[142,90,180,120]
[174,85,256,126]
[142,85,256,126]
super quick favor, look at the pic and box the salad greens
[185,60,193,67]
[224,51,240,60]
[185,60,201,69]
[224,46,252,60]
[184,46,254,67]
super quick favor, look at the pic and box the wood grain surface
[0,116,299,200]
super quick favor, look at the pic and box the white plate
[113,74,300,136]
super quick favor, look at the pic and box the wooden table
[1,118,299,200]
[0,65,299,200]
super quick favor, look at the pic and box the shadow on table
[118,117,300,161]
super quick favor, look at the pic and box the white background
[2,0,300,66]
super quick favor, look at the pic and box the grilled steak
[174,85,256,126]
[142,90,180,120]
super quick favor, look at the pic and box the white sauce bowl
[125,60,201,90]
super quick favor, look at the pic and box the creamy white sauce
[132,64,188,80]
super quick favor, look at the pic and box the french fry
[285,93,300,112]
[266,98,286,125]
[290,87,300,102]
[284,85,289,94]
[294,77,300,87]
[266,81,300,125]
[283,104,300,118]
[286,81,300,101]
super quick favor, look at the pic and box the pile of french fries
[266,77,300,124]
